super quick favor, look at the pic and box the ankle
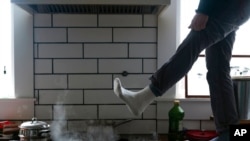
[149,84,161,97]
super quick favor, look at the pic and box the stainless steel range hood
[11,0,171,14]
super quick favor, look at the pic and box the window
[179,0,250,97]
[0,0,14,98]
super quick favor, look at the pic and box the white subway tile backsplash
[68,74,112,89]
[143,14,157,27]
[129,44,157,58]
[35,75,67,89]
[54,59,97,73]
[68,120,88,132]
[54,105,98,119]
[35,28,67,42]
[157,120,202,134]
[156,102,171,119]
[143,59,157,73]
[84,90,122,104]
[39,90,83,104]
[35,105,53,120]
[113,28,157,42]
[183,120,200,130]
[116,120,156,134]
[181,101,212,120]
[34,44,39,58]
[157,120,169,133]
[34,14,52,27]
[114,74,151,88]
[38,44,83,58]
[99,105,141,119]
[34,90,39,104]
[84,43,128,58]
[68,28,112,42]
[50,120,68,131]
[53,14,97,27]
[201,120,216,130]
[99,59,142,73]
[143,105,157,119]
[99,15,142,27]
[35,59,52,73]
[32,13,214,135]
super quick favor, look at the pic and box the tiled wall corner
[34,14,52,27]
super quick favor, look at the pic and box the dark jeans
[149,0,250,133]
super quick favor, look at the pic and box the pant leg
[150,18,239,96]
[149,0,250,97]
[205,31,239,133]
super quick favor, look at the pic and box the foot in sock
[113,78,155,116]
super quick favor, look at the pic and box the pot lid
[20,117,50,129]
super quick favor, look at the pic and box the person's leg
[114,18,238,116]
[206,31,239,135]
[150,0,250,96]
[149,18,238,96]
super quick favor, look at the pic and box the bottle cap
[174,100,180,105]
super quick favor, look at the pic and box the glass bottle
[168,100,185,141]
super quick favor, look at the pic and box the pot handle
[31,117,38,123]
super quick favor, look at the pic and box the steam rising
[50,104,117,141]
[49,76,157,141]
[49,82,117,141]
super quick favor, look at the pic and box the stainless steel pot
[19,117,50,141]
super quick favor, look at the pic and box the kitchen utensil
[19,117,50,141]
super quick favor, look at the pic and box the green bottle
[168,100,185,141]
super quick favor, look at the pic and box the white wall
[0,4,35,121]
[157,0,180,99]
[12,4,33,98]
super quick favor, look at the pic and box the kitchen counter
[0,135,19,141]
[118,134,169,141]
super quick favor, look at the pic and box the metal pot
[19,117,50,141]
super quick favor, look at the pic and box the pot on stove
[19,117,50,141]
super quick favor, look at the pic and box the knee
[206,70,231,84]
[206,70,219,83]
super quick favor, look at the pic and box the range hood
[11,0,171,14]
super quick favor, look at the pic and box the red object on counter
[186,130,218,141]
[0,121,12,129]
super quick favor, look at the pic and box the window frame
[185,55,250,98]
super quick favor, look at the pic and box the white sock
[113,78,155,116]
